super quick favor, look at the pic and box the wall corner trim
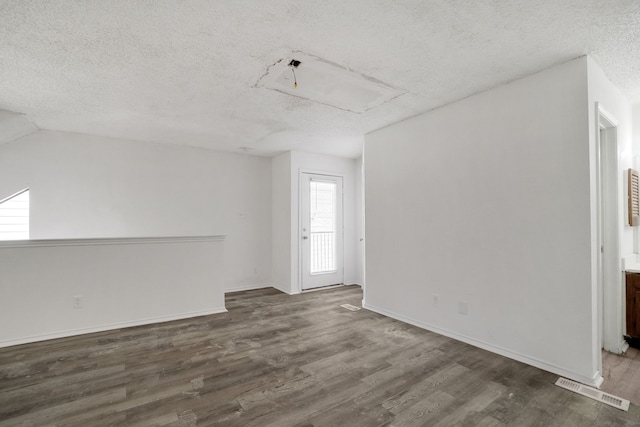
[225,284,272,293]
[0,235,227,249]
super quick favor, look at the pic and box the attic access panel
[255,52,405,113]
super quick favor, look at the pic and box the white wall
[634,105,640,150]
[271,151,292,293]
[365,58,602,385]
[355,157,365,286]
[634,104,640,206]
[0,130,272,292]
[271,150,362,294]
[0,236,225,348]
[633,105,640,254]
[0,109,37,145]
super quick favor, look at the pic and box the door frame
[298,169,345,293]
[595,102,627,368]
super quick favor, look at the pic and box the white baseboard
[270,282,359,296]
[271,283,296,295]
[363,302,603,388]
[0,307,228,349]
[225,283,272,293]
[622,341,630,354]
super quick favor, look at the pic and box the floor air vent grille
[554,378,629,411]
[340,303,361,311]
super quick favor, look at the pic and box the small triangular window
[0,189,29,240]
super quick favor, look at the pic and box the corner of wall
[0,110,38,146]
[364,57,598,384]
[271,151,293,294]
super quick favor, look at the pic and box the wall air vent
[255,52,405,113]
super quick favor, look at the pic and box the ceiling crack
[253,58,284,88]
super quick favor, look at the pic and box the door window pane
[310,180,336,273]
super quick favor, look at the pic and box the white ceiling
[1,1,639,158]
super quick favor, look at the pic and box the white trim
[301,283,346,293]
[0,187,29,204]
[0,307,228,349]
[298,168,347,178]
[634,155,640,255]
[0,235,226,248]
[271,283,289,294]
[621,340,630,353]
[345,281,364,287]
[597,104,619,128]
[363,302,604,388]
[362,149,367,302]
[225,283,272,293]
[271,283,300,295]
[595,102,626,359]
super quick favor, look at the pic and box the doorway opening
[596,103,627,377]
[300,172,344,290]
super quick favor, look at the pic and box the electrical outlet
[432,294,439,307]
[458,301,468,315]
[73,295,83,309]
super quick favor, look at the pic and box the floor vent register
[555,377,629,411]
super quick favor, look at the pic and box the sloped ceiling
[0,1,639,158]
[0,109,37,145]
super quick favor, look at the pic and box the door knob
[303,236,308,239]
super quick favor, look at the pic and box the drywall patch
[255,51,405,113]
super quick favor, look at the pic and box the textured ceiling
[1,1,639,158]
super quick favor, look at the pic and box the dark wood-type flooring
[1,285,639,426]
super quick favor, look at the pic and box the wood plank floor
[1,285,638,426]
[602,347,640,406]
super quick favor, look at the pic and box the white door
[301,173,344,290]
